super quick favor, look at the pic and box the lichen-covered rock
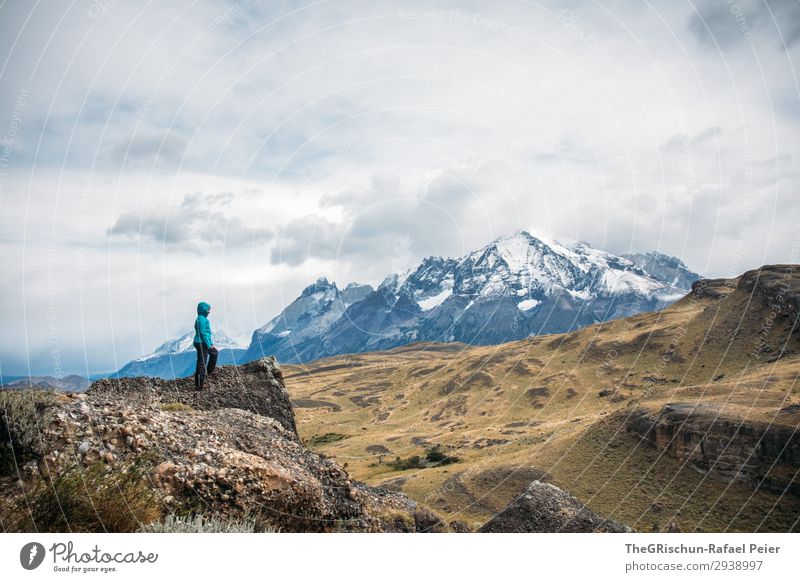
[478,481,631,533]
[88,356,298,438]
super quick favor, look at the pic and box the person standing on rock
[193,301,218,390]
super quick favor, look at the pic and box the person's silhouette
[193,301,218,389]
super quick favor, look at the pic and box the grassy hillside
[283,266,800,531]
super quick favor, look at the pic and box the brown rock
[479,481,631,533]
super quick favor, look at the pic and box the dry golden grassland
[284,276,800,531]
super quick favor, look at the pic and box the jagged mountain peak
[300,276,339,296]
[341,282,374,306]
[455,229,664,301]
[625,250,691,272]
[378,270,411,293]
[622,250,701,290]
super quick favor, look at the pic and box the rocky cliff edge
[0,357,456,532]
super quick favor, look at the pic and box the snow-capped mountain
[244,278,373,362]
[133,329,243,362]
[622,251,702,291]
[114,328,246,379]
[246,230,702,363]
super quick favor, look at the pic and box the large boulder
[478,481,631,533]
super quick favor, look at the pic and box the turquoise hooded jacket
[193,302,213,347]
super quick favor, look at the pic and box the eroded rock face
[2,358,447,532]
[692,265,799,328]
[88,356,298,438]
[690,278,734,300]
[478,481,631,533]
[738,265,800,329]
[627,403,800,496]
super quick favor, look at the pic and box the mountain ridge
[113,328,246,380]
[111,230,702,377]
[247,230,701,364]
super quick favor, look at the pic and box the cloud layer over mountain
[1,0,798,374]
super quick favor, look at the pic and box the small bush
[388,455,424,471]
[373,509,415,532]
[13,456,162,533]
[0,390,58,476]
[424,444,459,467]
[305,433,349,447]
[141,512,279,533]
[387,445,460,471]
[161,402,194,412]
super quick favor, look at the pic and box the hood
[197,302,211,316]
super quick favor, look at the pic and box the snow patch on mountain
[600,268,662,296]
[419,286,453,311]
[517,298,541,311]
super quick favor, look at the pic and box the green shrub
[305,433,349,447]
[161,402,194,412]
[425,444,459,466]
[13,456,162,533]
[372,509,416,532]
[387,445,460,471]
[0,390,58,476]
[388,454,424,471]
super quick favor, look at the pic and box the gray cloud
[661,126,723,152]
[271,215,341,266]
[108,191,272,253]
[114,130,188,168]
[689,0,800,50]
[273,168,491,278]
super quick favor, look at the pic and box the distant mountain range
[243,279,374,363]
[110,230,700,376]
[112,329,246,379]
[0,374,90,392]
[245,230,700,364]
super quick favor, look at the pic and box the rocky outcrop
[738,265,800,329]
[691,265,799,324]
[1,358,448,532]
[690,277,734,300]
[478,481,631,533]
[90,356,297,437]
[627,403,800,496]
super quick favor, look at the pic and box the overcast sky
[1,0,799,376]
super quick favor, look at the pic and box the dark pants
[194,343,218,388]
